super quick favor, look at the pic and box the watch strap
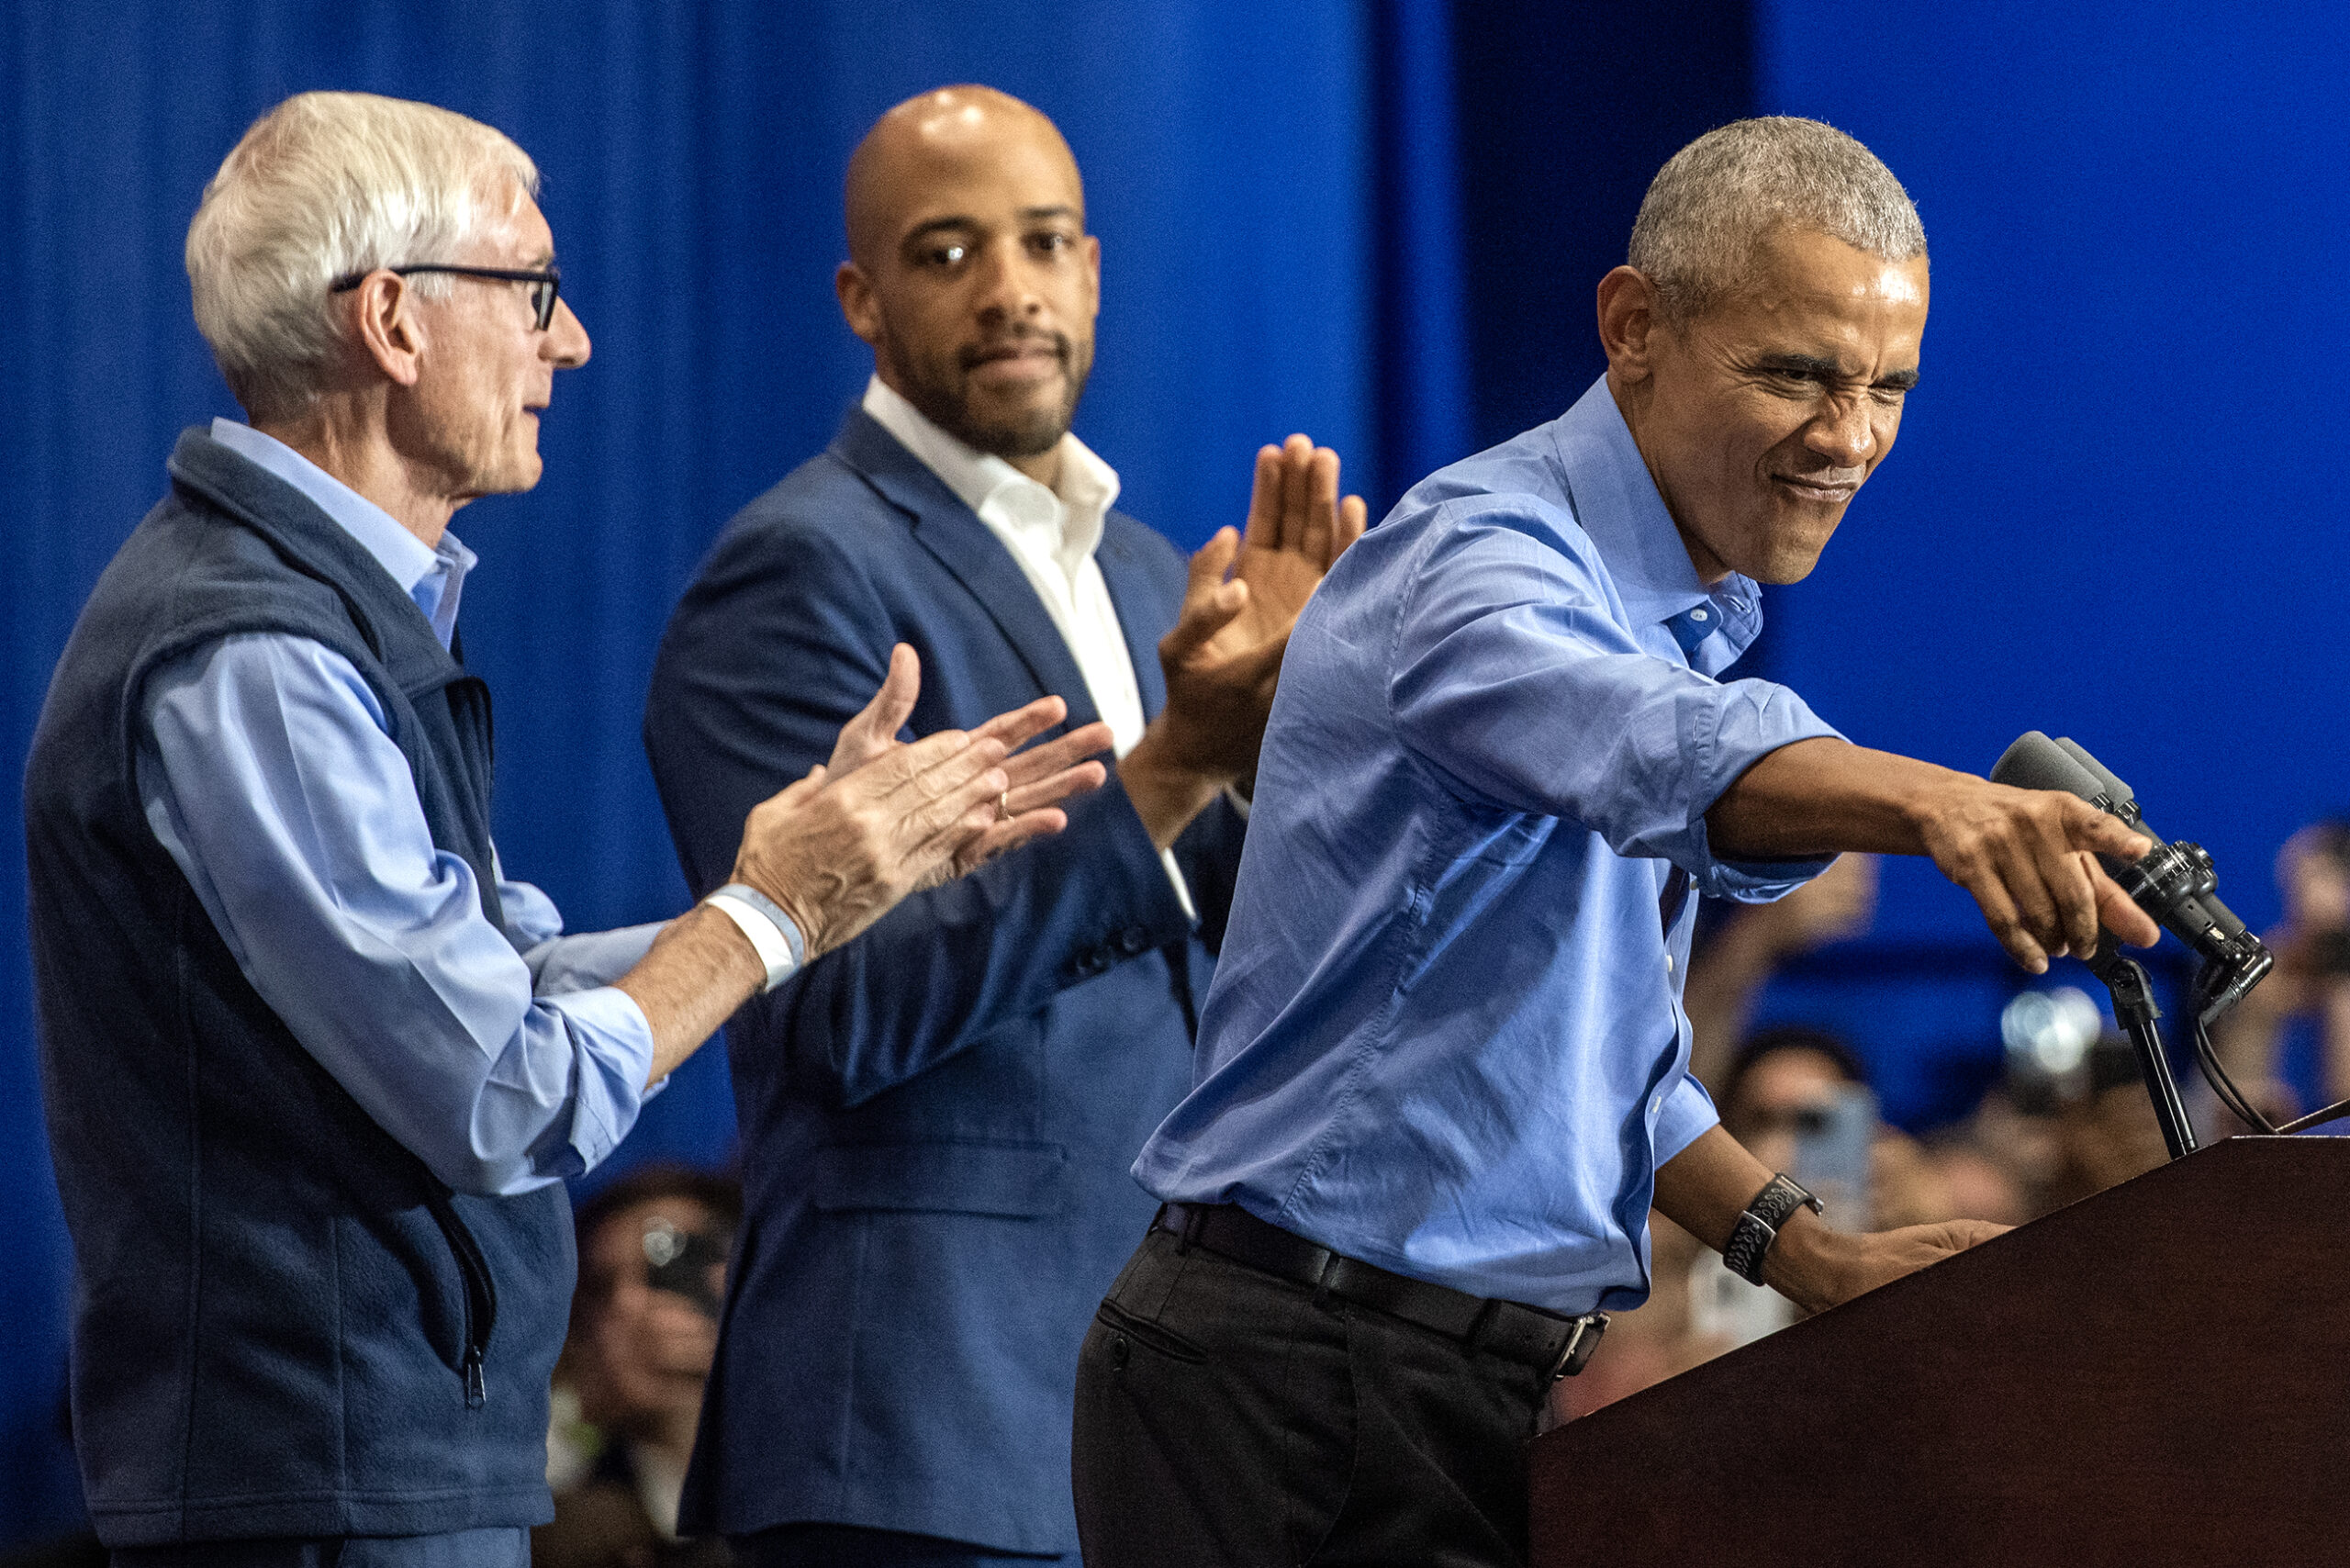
[1722,1172,1821,1286]
[702,881,805,992]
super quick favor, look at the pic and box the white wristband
[702,882,804,992]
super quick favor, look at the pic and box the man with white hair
[24,91,1105,1567]
[1073,117,2164,1565]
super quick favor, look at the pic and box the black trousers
[108,1532,528,1568]
[732,1526,1059,1567]
[1072,1226,1550,1567]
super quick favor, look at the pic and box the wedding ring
[999,791,1012,820]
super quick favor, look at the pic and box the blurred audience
[1714,1025,1868,1140]
[1561,1024,1959,1423]
[2036,1037,2173,1211]
[1683,855,1877,1089]
[1561,891,2179,1421]
[1926,1143,2031,1227]
[1715,1026,1954,1232]
[534,1165,742,1568]
[2204,820,2350,1131]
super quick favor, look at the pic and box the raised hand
[933,700,1113,882]
[621,651,1111,1085]
[1144,530,1292,781]
[621,720,1009,1087]
[1222,433,1370,655]
[822,642,928,776]
[1116,435,1366,846]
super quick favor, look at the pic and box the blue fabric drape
[1370,0,1472,498]
[1449,1,1752,458]
[1,0,1376,1539]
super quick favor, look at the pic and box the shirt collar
[208,418,475,647]
[1546,377,1763,671]
[860,375,1121,573]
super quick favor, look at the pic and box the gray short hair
[185,92,539,420]
[1628,117,1925,325]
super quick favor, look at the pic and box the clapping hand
[1146,435,1368,785]
[824,644,1113,882]
[628,646,1106,1082]
[1224,432,1371,663]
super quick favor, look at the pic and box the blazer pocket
[811,1140,1070,1217]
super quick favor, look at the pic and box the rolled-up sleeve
[497,859,668,995]
[137,634,657,1195]
[1390,502,1842,893]
[519,918,667,998]
[1652,1070,1722,1168]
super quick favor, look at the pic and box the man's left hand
[1656,1124,2008,1320]
[1135,436,1368,785]
[1223,432,1371,659]
[1762,1207,2008,1316]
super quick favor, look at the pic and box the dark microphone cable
[2190,1012,2272,1135]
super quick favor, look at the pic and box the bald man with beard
[643,87,1364,1567]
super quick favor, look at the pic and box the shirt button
[1689,607,1708,622]
[1663,953,1674,974]
[1651,1095,1665,1115]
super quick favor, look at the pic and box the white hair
[1628,117,1925,325]
[185,91,539,420]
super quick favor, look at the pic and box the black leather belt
[1152,1202,1606,1380]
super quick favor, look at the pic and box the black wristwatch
[1722,1173,1821,1286]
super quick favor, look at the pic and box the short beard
[884,326,1090,460]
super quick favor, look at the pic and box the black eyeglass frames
[328,263,563,331]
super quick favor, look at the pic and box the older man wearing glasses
[24,91,1108,1568]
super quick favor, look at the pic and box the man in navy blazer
[642,86,1364,1566]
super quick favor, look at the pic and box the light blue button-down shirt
[129,419,666,1197]
[1134,378,1844,1314]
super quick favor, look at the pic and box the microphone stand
[2083,938,2199,1159]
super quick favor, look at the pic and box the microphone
[1989,731,2271,1018]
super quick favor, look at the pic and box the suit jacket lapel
[1094,526,1168,722]
[831,409,1101,731]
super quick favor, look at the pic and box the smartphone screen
[1792,1082,1875,1231]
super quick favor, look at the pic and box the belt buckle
[1546,1312,1609,1381]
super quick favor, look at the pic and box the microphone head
[2053,737,2134,806]
[1990,731,2106,801]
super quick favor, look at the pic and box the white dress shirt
[861,376,1196,913]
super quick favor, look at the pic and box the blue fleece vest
[24,429,573,1544]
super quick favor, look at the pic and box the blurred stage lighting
[2001,985,2104,1078]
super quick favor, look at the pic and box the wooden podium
[1528,1137,2350,1565]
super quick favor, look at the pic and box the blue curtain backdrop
[9,0,2350,1545]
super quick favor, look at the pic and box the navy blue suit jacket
[643,409,1243,1553]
